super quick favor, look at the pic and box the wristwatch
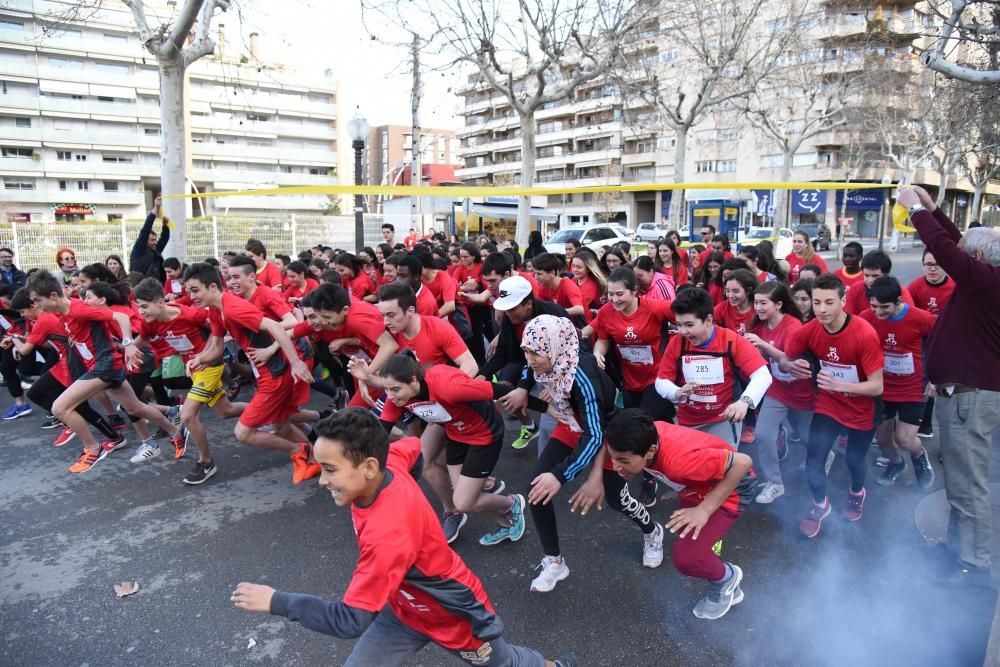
[908,204,927,215]
[739,395,755,409]
[121,337,135,347]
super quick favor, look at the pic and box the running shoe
[739,424,756,445]
[69,448,103,473]
[107,414,127,432]
[1,403,32,420]
[41,414,61,429]
[482,476,506,495]
[530,556,569,592]
[442,511,468,544]
[776,424,789,462]
[52,427,76,447]
[226,377,245,402]
[290,443,311,484]
[917,423,933,439]
[478,524,512,546]
[183,459,218,485]
[642,522,664,568]
[478,495,526,546]
[842,488,866,522]
[800,498,832,538]
[170,426,188,459]
[511,424,540,450]
[638,474,659,507]
[130,441,161,463]
[302,460,321,482]
[755,482,785,504]
[877,460,906,486]
[913,450,935,490]
[99,434,127,455]
[166,404,182,428]
[875,456,890,468]
[693,564,744,620]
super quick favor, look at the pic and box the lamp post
[346,108,369,253]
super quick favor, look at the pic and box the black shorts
[80,366,126,389]
[881,400,925,426]
[445,436,503,479]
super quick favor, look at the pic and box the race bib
[884,352,915,375]
[407,401,452,423]
[0,315,10,330]
[75,341,94,361]
[770,359,797,383]
[251,363,260,379]
[819,360,859,384]
[170,280,183,294]
[682,355,725,385]
[619,345,654,365]
[165,334,195,353]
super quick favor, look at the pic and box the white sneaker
[755,483,785,504]
[129,441,161,463]
[530,556,569,592]
[643,523,664,568]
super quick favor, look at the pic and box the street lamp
[346,107,369,253]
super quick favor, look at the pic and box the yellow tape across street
[162,181,894,200]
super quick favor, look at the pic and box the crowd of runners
[1,184,996,666]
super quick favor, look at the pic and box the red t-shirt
[713,300,754,336]
[27,312,75,385]
[139,304,213,363]
[657,325,766,426]
[845,282,914,315]
[379,366,501,445]
[391,315,468,367]
[906,276,955,320]
[453,263,484,291]
[537,278,584,318]
[325,298,387,362]
[403,233,419,250]
[786,253,829,283]
[414,285,440,317]
[256,262,284,289]
[249,285,293,322]
[706,282,724,306]
[698,248,734,268]
[165,278,187,299]
[641,421,751,512]
[749,316,814,412]
[592,298,674,391]
[346,272,377,301]
[833,267,864,299]
[860,305,935,403]
[785,315,884,430]
[345,437,497,651]
[423,270,459,307]
[59,298,123,372]
[284,278,319,304]
[575,277,603,311]
[209,292,286,380]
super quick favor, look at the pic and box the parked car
[634,222,671,243]
[741,226,794,258]
[543,224,633,255]
[793,222,832,251]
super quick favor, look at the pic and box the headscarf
[521,315,580,430]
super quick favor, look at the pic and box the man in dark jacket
[130,195,170,281]
[0,248,26,291]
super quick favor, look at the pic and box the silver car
[634,222,670,243]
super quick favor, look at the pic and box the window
[59,180,68,190]
[759,154,782,168]
[49,57,84,70]
[246,139,273,147]
[103,181,118,192]
[246,113,271,122]
[215,137,227,144]
[4,179,35,190]
[103,33,127,43]
[97,96,114,103]
[280,165,293,173]
[108,214,123,222]
[1,146,33,158]
[0,19,25,30]
[696,160,715,173]
[308,167,328,175]
[716,159,736,172]
[792,152,816,167]
[144,127,160,136]
[95,62,129,75]
[102,154,133,163]
[77,180,89,191]
[15,117,30,128]
[75,154,87,162]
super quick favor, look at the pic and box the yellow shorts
[187,364,225,408]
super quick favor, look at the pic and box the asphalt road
[1,244,996,667]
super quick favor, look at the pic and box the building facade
[0,0,339,223]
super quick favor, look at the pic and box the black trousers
[26,371,117,438]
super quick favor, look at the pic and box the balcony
[0,188,144,204]
[0,126,43,142]
[42,159,157,178]
[0,156,44,173]
[190,169,336,187]
[621,151,657,167]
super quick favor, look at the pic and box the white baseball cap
[493,276,533,311]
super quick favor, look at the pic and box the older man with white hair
[898,185,1000,587]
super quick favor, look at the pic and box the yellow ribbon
[162,181,894,200]
[891,203,918,233]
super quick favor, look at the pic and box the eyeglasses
[922,262,939,268]
[61,255,75,262]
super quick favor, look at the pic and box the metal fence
[0,214,394,272]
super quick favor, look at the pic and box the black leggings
[530,439,574,556]
[622,384,676,423]
[26,371,117,438]
[806,413,875,503]
[1,347,41,400]
[603,469,655,535]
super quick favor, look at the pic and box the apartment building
[454,1,983,236]
[0,0,339,223]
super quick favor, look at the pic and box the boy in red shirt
[844,249,914,314]
[183,263,319,485]
[907,249,955,320]
[860,276,936,489]
[26,270,184,474]
[231,409,564,667]
[655,287,772,447]
[395,255,441,318]
[245,239,284,290]
[282,260,319,306]
[832,241,864,298]
[532,253,588,325]
[376,283,475,374]
[586,409,754,621]
[779,274,884,537]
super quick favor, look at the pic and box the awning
[469,204,558,221]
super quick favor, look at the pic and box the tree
[621,0,796,229]
[921,0,1000,84]
[123,0,230,261]
[960,85,1000,223]
[363,0,650,246]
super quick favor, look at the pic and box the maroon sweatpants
[670,500,740,582]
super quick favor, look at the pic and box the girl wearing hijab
[518,314,616,594]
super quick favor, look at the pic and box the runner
[283,261,319,306]
[655,287,772,447]
[778,274,884,537]
[832,241,865,298]
[713,269,758,336]
[844,249,915,315]
[335,253,378,303]
[374,283,475,374]
[655,239,688,286]
[532,253,588,325]
[695,252,726,305]
[413,246,472,340]
[231,410,568,667]
[743,282,813,503]
[128,278,248,484]
[182,263,319,485]
[569,250,607,319]
[245,239,284,290]
[785,230,829,283]
[395,255,440,317]
[859,276,936,489]
[634,256,675,301]
[791,278,815,322]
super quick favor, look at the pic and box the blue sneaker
[2,403,32,420]
[478,494,526,546]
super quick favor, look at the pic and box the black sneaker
[183,460,217,486]
[40,414,62,429]
[877,460,906,487]
[639,475,659,508]
[912,450,935,490]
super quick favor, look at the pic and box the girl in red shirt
[569,250,607,319]
[283,261,319,306]
[785,230,829,283]
[696,252,726,305]
[454,242,491,365]
[655,239,688,286]
[714,269,758,336]
[334,253,377,303]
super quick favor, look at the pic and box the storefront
[835,189,885,239]
[52,203,96,222]
[5,213,31,223]
[790,188,827,226]
[686,189,751,243]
